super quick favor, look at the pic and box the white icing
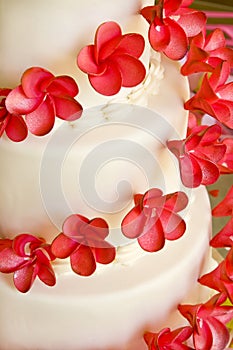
[0,1,211,349]
[0,187,211,350]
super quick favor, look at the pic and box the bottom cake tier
[0,186,212,350]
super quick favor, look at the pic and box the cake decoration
[77,21,146,96]
[0,0,233,349]
[51,214,116,277]
[140,0,207,60]
[4,67,83,138]
[167,124,227,188]
[0,234,55,293]
[121,189,188,252]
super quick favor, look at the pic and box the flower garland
[0,0,233,349]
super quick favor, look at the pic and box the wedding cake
[0,0,233,349]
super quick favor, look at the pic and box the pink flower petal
[164,192,188,213]
[63,214,89,239]
[70,245,96,276]
[52,95,83,121]
[89,63,122,96]
[115,33,145,58]
[0,247,25,273]
[163,18,188,60]
[95,22,122,60]
[140,6,159,24]
[13,263,36,293]
[5,115,28,142]
[5,86,42,115]
[138,218,165,252]
[88,218,109,240]
[21,67,54,98]
[160,209,186,240]
[94,242,116,264]
[13,234,42,257]
[25,97,55,136]
[51,233,77,259]
[194,155,220,185]
[212,186,233,217]
[179,153,202,188]
[121,205,147,239]
[211,217,233,248]
[47,76,79,97]
[176,8,206,37]
[149,19,171,52]
[36,252,56,287]
[205,29,226,52]
[111,54,146,88]
[77,45,107,75]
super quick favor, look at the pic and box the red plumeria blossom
[179,293,233,350]
[121,188,188,252]
[144,326,193,350]
[5,67,83,136]
[77,21,146,96]
[212,185,233,218]
[167,124,226,188]
[0,88,28,142]
[184,62,233,129]
[51,214,116,276]
[199,249,233,304]
[181,28,233,76]
[0,234,56,293]
[217,137,233,174]
[140,0,206,60]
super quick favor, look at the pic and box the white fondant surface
[0,187,211,350]
[0,1,212,349]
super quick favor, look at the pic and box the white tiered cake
[0,1,213,349]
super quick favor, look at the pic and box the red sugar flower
[211,217,233,248]
[140,0,206,60]
[212,185,233,218]
[121,188,188,252]
[77,21,146,96]
[144,326,192,349]
[181,29,233,76]
[184,62,233,129]
[218,138,233,174]
[0,88,28,142]
[5,67,83,136]
[179,293,233,350]
[199,249,233,304]
[167,124,226,188]
[51,214,116,276]
[0,234,56,293]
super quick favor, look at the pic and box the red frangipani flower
[181,28,233,76]
[184,62,233,129]
[0,88,28,142]
[167,124,226,188]
[121,188,188,253]
[5,67,83,136]
[0,234,56,293]
[218,138,233,174]
[179,293,233,350]
[199,249,233,304]
[51,214,116,276]
[210,186,233,249]
[77,21,146,96]
[140,0,206,60]
[212,185,233,218]
[144,326,193,350]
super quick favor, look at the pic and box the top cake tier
[0,0,152,107]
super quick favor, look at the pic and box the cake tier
[0,0,151,107]
[0,55,189,244]
[0,186,211,350]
